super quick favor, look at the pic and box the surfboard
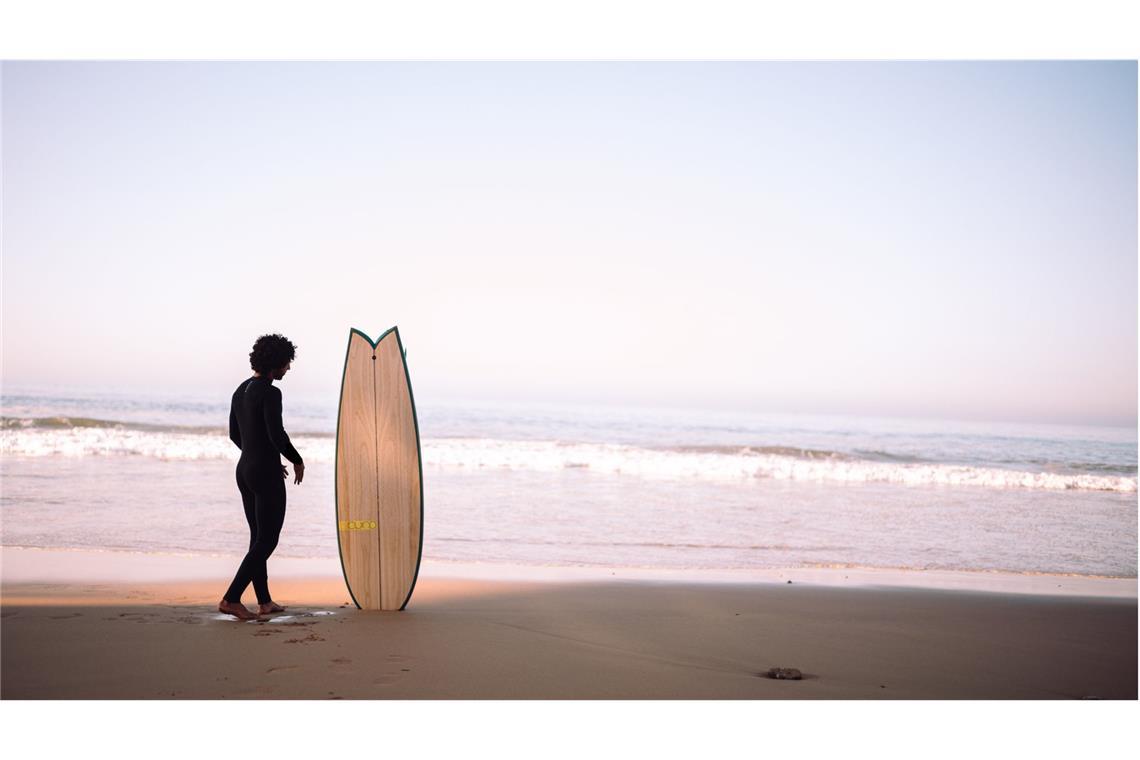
[335,326,423,610]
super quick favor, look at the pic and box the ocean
[1,386,1136,577]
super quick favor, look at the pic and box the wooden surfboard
[335,326,423,610]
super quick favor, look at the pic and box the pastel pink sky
[2,62,1136,426]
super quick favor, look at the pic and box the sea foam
[2,426,1134,493]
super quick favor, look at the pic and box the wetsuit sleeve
[263,387,303,465]
[228,399,242,449]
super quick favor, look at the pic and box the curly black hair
[249,334,297,374]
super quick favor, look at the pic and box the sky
[1,61,1136,426]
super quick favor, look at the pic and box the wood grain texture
[336,331,381,608]
[335,328,422,610]
[373,334,422,610]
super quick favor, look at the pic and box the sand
[1,548,1135,699]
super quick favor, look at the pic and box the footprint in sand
[117,612,150,624]
[284,632,326,644]
[370,658,414,686]
[372,674,402,685]
[266,665,299,674]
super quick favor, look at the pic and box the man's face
[275,360,292,380]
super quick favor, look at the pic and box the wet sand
[2,550,1135,699]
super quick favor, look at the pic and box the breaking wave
[1,419,1134,493]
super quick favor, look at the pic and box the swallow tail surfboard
[335,326,423,610]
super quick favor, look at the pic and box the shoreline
[2,545,1135,598]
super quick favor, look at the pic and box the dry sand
[1,549,1135,699]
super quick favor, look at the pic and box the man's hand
[281,464,289,480]
[293,461,305,485]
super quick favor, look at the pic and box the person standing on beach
[219,334,306,620]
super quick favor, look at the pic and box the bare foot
[259,601,286,615]
[218,600,259,621]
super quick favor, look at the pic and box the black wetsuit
[223,376,304,605]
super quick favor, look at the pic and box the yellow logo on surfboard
[339,519,378,531]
